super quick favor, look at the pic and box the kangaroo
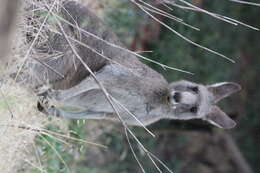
[33,1,240,129]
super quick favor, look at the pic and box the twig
[178,0,259,30]
[0,87,14,119]
[51,12,193,74]
[229,0,260,7]
[32,58,65,79]
[39,134,71,172]
[179,0,238,25]
[23,159,48,173]
[140,2,200,31]
[130,0,235,63]
[165,0,259,30]
[0,123,106,148]
[125,128,146,173]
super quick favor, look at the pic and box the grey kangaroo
[33,1,240,129]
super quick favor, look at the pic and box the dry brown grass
[0,1,42,172]
[0,80,45,172]
[0,1,57,172]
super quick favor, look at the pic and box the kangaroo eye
[190,106,198,113]
[172,92,181,103]
[191,86,199,93]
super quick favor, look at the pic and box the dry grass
[0,80,45,172]
[0,1,60,172]
[0,1,44,172]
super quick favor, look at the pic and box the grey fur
[34,1,240,129]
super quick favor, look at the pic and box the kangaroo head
[168,80,241,129]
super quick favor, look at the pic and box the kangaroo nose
[173,92,181,103]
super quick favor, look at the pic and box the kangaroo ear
[204,106,236,129]
[207,82,241,103]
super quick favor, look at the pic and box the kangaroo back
[26,1,160,90]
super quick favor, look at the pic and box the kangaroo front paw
[37,96,61,117]
[37,96,50,115]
